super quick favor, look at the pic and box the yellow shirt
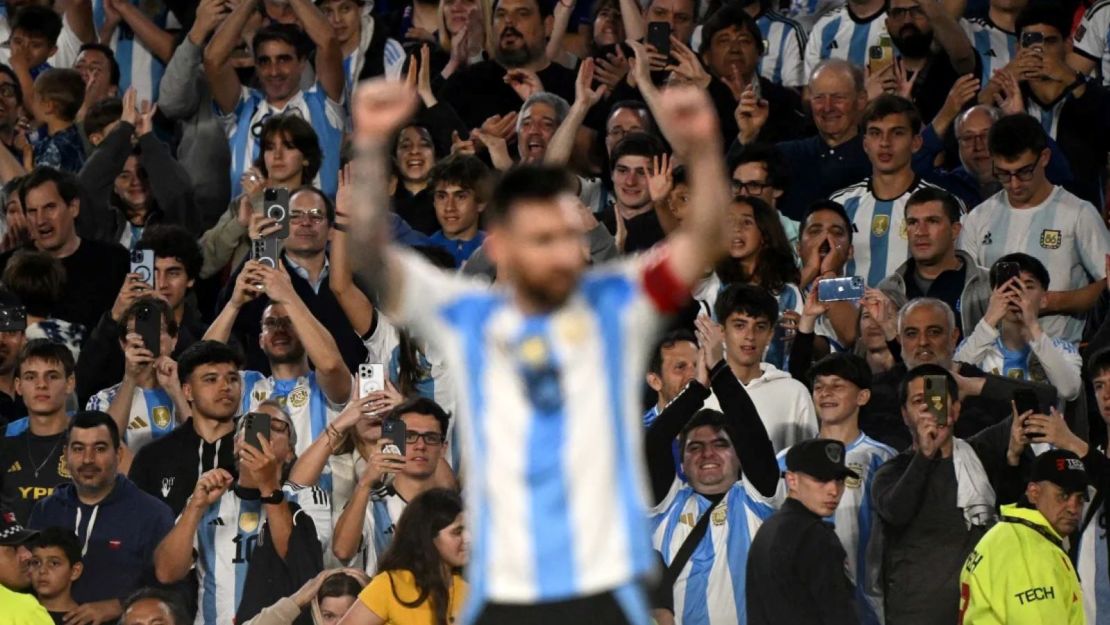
[358,569,468,625]
[0,584,54,625]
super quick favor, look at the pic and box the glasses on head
[731,180,769,196]
[992,163,1037,183]
[888,5,926,20]
[262,317,294,330]
[0,84,16,99]
[956,132,989,147]
[289,208,326,224]
[405,431,444,446]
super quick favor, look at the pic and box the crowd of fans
[0,0,1109,623]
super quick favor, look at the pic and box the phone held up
[924,375,949,426]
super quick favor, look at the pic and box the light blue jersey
[86,383,175,453]
[1075,499,1110,625]
[756,11,807,88]
[1075,0,1110,85]
[961,16,1017,86]
[90,0,179,103]
[240,370,343,461]
[803,5,888,81]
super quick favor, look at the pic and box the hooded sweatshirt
[741,363,818,454]
[27,474,174,604]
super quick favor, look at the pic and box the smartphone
[242,411,272,452]
[130,248,155,287]
[994,261,1021,287]
[251,235,279,269]
[263,187,290,239]
[868,35,894,75]
[1021,31,1044,48]
[381,417,406,456]
[358,363,385,398]
[1013,388,1042,440]
[817,276,865,302]
[924,374,949,426]
[134,301,162,358]
[647,22,671,58]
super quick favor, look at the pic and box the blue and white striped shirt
[1075,0,1110,85]
[240,370,343,458]
[756,11,807,88]
[90,0,178,103]
[86,383,175,453]
[961,16,1017,86]
[804,5,888,81]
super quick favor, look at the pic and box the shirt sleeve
[953,318,1000,368]
[802,16,827,83]
[1073,200,1110,280]
[1074,4,1110,62]
[957,208,984,263]
[358,572,395,619]
[392,247,495,336]
[781,23,807,88]
[86,387,113,411]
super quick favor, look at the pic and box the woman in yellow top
[338,489,468,625]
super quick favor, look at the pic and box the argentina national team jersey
[89,0,179,103]
[240,371,344,457]
[651,481,774,625]
[358,488,407,574]
[86,383,175,453]
[391,248,674,612]
[756,12,807,88]
[804,6,888,80]
[1075,0,1110,86]
[960,17,1017,86]
[958,186,1110,343]
[193,483,329,625]
[834,177,951,287]
[1075,498,1110,625]
[342,13,406,100]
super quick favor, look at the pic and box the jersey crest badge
[711,505,728,526]
[1040,229,1061,249]
[871,215,889,237]
[58,455,70,479]
[152,406,172,429]
[846,463,863,489]
[239,512,260,532]
[288,387,309,409]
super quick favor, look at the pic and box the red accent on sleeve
[641,246,691,314]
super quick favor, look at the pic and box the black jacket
[746,498,858,625]
[128,418,237,516]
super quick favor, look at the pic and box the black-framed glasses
[405,431,444,446]
[956,132,989,147]
[993,163,1037,183]
[731,180,770,195]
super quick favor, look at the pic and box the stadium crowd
[3,0,1110,623]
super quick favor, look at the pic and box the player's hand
[353,80,419,147]
[655,84,720,158]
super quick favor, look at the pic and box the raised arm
[203,0,257,114]
[110,0,177,63]
[155,469,233,583]
[545,58,607,166]
[288,0,344,102]
[204,262,265,342]
[65,0,96,45]
[919,0,976,75]
[618,0,645,42]
[329,164,376,336]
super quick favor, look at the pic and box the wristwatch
[259,490,285,504]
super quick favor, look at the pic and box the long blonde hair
[437,0,493,55]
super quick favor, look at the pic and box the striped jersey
[833,177,951,287]
[390,248,674,609]
[957,186,1110,343]
[960,16,1017,87]
[192,483,330,625]
[358,489,407,574]
[650,481,774,625]
[756,11,807,88]
[765,434,895,625]
[782,0,845,32]
[219,86,346,199]
[342,12,405,100]
[240,370,344,457]
[90,0,179,103]
[86,383,176,453]
[1074,0,1110,86]
[1074,497,1110,625]
[803,6,889,81]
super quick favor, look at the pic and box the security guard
[958,449,1088,625]
[746,438,859,625]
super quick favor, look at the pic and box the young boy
[27,68,85,173]
[29,526,83,623]
[6,5,62,102]
[953,253,1082,403]
[426,154,490,268]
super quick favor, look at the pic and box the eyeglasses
[270,419,290,434]
[0,84,17,99]
[405,431,444,446]
[956,132,989,147]
[888,5,926,20]
[606,126,641,141]
[290,208,326,224]
[731,180,770,195]
[992,163,1037,183]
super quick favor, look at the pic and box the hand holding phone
[817,276,865,302]
[646,22,671,58]
[358,364,385,399]
[924,375,949,426]
[130,249,155,288]
[134,302,162,358]
[381,417,407,457]
[263,188,290,239]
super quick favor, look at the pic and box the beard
[495,28,540,68]
[266,342,306,365]
[892,26,934,59]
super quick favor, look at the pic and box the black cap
[1030,449,1090,496]
[0,509,38,546]
[785,438,859,481]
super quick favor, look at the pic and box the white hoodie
[741,363,818,454]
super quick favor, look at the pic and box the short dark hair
[729,142,789,191]
[989,252,1050,290]
[11,5,62,44]
[387,396,451,436]
[120,296,179,338]
[486,165,574,225]
[67,410,121,449]
[252,23,310,59]
[0,63,23,105]
[898,364,958,408]
[412,244,459,270]
[698,3,763,56]
[19,166,81,212]
[1015,4,1072,41]
[491,0,553,19]
[807,353,872,390]
[77,43,120,87]
[33,68,85,122]
[801,199,853,245]
[607,100,655,135]
[2,250,64,318]
[16,338,75,378]
[428,154,492,203]
[678,409,737,464]
[318,572,366,601]
[988,114,1047,160]
[137,224,204,281]
[610,132,664,172]
[905,187,962,224]
[31,527,82,565]
[82,97,123,137]
[862,94,922,135]
[123,588,190,625]
[290,185,337,224]
[177,340,244,384]
[714,283,779,326]
[254,114,323,182]
[1087,347,1110,379]
[649,328,698,375]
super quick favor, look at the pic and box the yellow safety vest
[958,504,1085,625]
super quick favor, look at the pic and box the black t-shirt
[624,210,666,254]
[437,59,577,129]
[48,611,66,625]
[0,390,24,430]
[128,418,237,516]
[0,430,69,524]
[908,50,982,125]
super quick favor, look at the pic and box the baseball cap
[0,509,38,546]
[1030,449,1090,497]
[785,438,859,482]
